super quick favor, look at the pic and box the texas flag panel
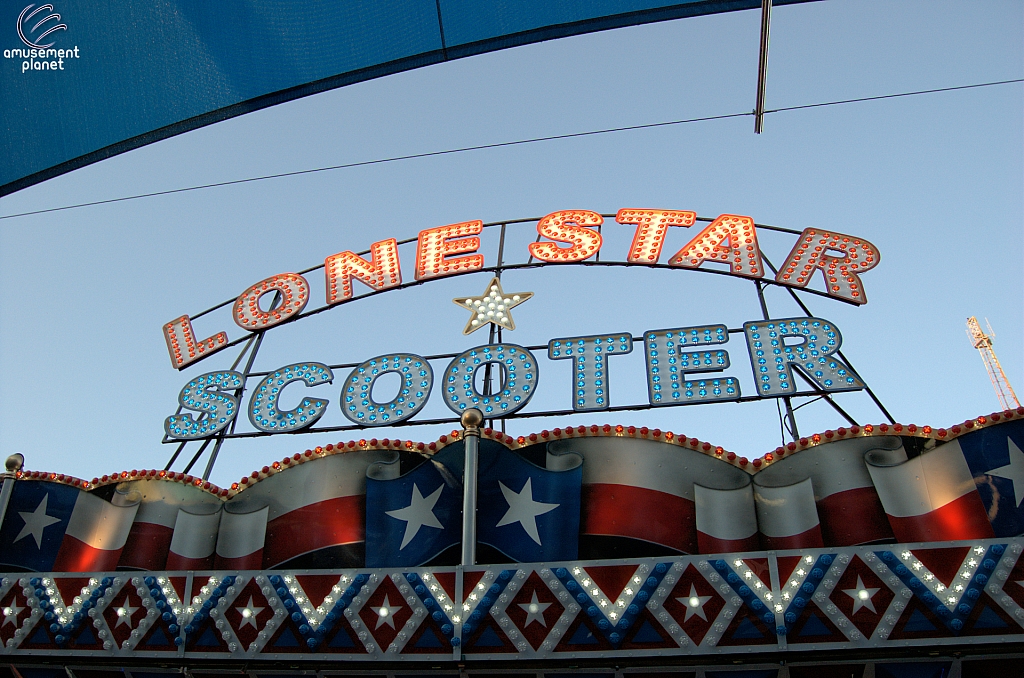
[958,417,1024,537]
[0,480,80,571]
[476,439,582,563]
[0,480,139,573]
[365,448,462,567]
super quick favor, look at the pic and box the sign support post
[0,454,24,534]
[461,408,483,566]
[754,0,772,133]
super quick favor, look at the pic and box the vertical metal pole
[753,280,799,441]
[754,0,772,134]
[496,224,507,434]
[0,454,25,533]
[460,408,483,567]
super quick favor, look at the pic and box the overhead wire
[0,77,1020,221]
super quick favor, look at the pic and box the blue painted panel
[0,1,817,195]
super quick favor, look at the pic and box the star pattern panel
[352,572,435,656]
[874,543,1006,635]
[182,573,239,654]
[501,571,564,650]
[828,555,895,640]
[656,563,725,647]
[0,577,32,649]
[29,575,126,652]
[2,539,1024,660]
[102,583,147,650]
[222,578,273,652]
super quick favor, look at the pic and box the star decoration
[3,601,25,627]
[235,596,265,629]
[496,477,558,545]
[842,576,880,614]
[14,494,61,549]
[386,483,445,549]
[114,597,139,628]
[518,591,552,627]
[989,437,1024,505]
[453,276,533,334]
[375,594,402,629]
[676,584,712,621]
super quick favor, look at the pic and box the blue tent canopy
[0,0,814,196]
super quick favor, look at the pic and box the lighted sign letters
[158,208,883,441]
[644,325,739,405]
[774,228,879,304]
[528,210,603,262]
[341,354,433,426]
[233,273,310,329]
[162,315,869,440]
[162,209,883,373]
[325,238,401,304]
[549,334,633,411]
[248,363,334,433]
[164,371,243,439]
[668,214,763,278]
[743,318,863,396]
[414,220,485,280]
[443,344,538,416]
[616,209,697,263]
[162,315,228,369]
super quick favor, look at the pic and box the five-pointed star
[842,576,880,614]
[496,477,558,546]
[2,601,24,627]
[518,591,552,628]
[989,438,1024,505]
[386,483,445,549]
[114,597,139,628]
[676,584,712,622]
[375,594,402,629]
[235,596,265,628]
[453,276,533,334]
[14,494,61,549]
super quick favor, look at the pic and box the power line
[1,78,1020,221]
[764,79,1023,113]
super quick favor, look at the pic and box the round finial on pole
[461,408,483,434]
[5,454,24,473]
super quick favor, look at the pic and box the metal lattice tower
[966,317,1020,410]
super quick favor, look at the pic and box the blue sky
[0,0,1021,488]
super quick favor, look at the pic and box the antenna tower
[966,316,1020,410]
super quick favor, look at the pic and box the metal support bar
[754,279,800,441]
[759,251,897,424]
[181,438,213,475]
[496,223,507,435]
[461,408,483,567]
[792,371,859,428]
[163,440,188,471]
[202,315,271,481]
[0,453,25,539]
[754,0,772,134]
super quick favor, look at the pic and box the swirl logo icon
[17,4,67,49]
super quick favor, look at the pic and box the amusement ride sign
[5,208,1024,670]
[159,209,882,447]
